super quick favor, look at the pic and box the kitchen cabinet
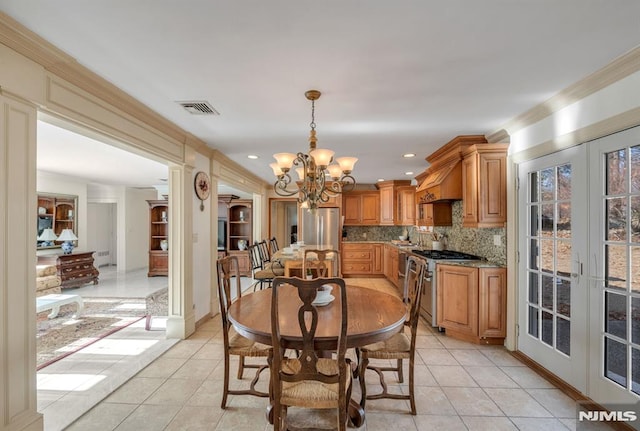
[417,202,452,227]
[461,143,508,228]
[383,243,400,287]
[436,263,506,345]
[342,191,380,225]
[341,242,384,276]
[147,200,168,276]
[376,180,414,226]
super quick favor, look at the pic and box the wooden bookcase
[226,199,252,276]
[147,199,168,277]
[37,193,77,249]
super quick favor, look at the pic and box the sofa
[36,264,61,296]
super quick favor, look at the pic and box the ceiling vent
[177,101,220,115]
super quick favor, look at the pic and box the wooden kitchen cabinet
[342,191,380,225]
[417,202,452,227]
[461,143,508,228]
[376,180,414,226]
[437,263,506,345]
[383,243,400,287]
[341,242,384,276]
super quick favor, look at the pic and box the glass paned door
[518,146,588,392]
[589,126,640,405]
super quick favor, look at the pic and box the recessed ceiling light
[405,171,414,176]
[377,178,385,182]
[247,155,258,159]
[403,153,416,158]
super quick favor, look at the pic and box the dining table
[271,245,338,277]
[227,282,407,427]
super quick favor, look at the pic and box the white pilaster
[165,163,195,338]
[0,93,43,430]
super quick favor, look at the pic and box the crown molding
[0,13,203,153]
[490,45,640,137]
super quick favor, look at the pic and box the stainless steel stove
[410,249,481,327]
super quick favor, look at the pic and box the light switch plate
[493,234,501,246]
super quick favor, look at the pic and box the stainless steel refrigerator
[299,207,341,250]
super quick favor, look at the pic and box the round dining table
[227,283,407,427]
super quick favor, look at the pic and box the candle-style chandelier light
[270,90,357,210]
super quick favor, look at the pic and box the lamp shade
[269,162,284,177]
[57,229,78,241]
[327,164,343,179]
[336,157,358,173]
[38,228,58,241]
[309,148,334,168]
[273,153,297,171]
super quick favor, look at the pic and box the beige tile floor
[61,277,598,430]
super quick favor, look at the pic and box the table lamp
[57,229,78,254]
[37,228,58,247]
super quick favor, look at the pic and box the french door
[587,126,640,406]
[519,125,640,407]
[518,146,588,392]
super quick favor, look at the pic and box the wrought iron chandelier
[270,90,357,210]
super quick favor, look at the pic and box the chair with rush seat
[248,243,277,290]
[270,276,352,431]
[216,255,271,408]
[357,254,427,415]
[302,248,340,278]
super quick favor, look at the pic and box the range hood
[415,135,487,203]
[415,159,462,203]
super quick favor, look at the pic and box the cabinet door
[372,243,384,274]
[478,267,506,338]
[390,247,399,287]
[342,195,361,225]
[379,186,394,225]
[437,264,478,335]
[383,245,391,278]
[477,152,507,226]
[462,154,478,226]
[361,194,380,225]
[398,187,416,225]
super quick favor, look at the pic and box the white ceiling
[5,1,640,186]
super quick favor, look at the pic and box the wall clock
[194,171,211,211]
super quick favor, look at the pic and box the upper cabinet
[343,191,380,225]
[376,180,415,226]
[461,144,508,228]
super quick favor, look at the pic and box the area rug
[36,297,148,369]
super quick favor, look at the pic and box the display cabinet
[227,199,252,276]
[147,200,168,276]
[37,193,77,249]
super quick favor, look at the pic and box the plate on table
[312,294,335,307]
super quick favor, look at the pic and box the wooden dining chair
[270,276,352,431]
[301,248,340,278]
[216,255,271,408]
[258,239,285,276]
[357,255,427,415]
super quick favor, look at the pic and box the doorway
[270,199,298,248]
[87,202,117,268]
[518,126,640,407]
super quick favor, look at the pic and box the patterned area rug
[36,297,148,369]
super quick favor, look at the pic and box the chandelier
[270,90,357,210]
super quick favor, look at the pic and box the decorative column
[0,94,43,430]
[166,162,196,339]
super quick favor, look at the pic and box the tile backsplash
[343,201,506,265]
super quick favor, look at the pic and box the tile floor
[51,276,606,431]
